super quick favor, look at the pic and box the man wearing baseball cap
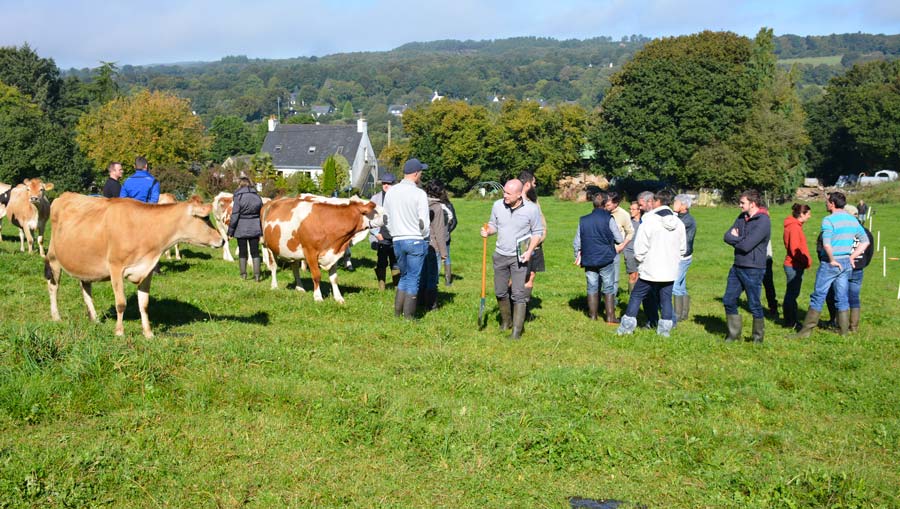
[383,158,430,319]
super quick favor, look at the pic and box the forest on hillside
[2,31,899,197]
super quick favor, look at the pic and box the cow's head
[22,178,53,203]
[183,195,225,249]
[360,201,384,229]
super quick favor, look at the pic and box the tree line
[1,31,898,199]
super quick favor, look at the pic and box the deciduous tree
[76,90,210,182]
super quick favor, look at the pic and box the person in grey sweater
[383,158,430,319]
[480,178,545,339]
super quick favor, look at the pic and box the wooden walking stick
[479,223,488,328]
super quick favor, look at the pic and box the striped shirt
[821,210,866,257]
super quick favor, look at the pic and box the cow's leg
[165,248,172,260]
[80,281,98,322]
[174,243,181,260]
[110,271,127,336]
[36,231,45,258]
[137,276,153,338]
[291,261,306,292]
[306,252,324,301]
[328,265,344,304]
[18,228,26,252]
[266,252,279,289]
[223,236,234,262]
[45,256,62,321]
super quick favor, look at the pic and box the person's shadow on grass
[694,314,727,336]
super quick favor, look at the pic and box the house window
[336,146,344,155]
[308,146,316,154]
[275,145,282,152]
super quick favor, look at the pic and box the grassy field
[1,194,899,507]
[777,55,843,66]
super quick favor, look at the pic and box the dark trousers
[493,253,529,302]
[723,266,765,318]
[237,237,260,258]
[625,279,674,321]
[375,242,397,274]
[763,257,777,311]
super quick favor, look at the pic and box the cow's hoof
[143,331,154,339]
[115,329,124,336]
[335,298,345,305]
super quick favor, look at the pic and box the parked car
[835,174,860,188]
[860,170,899,186]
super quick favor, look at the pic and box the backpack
[815,227,874,269]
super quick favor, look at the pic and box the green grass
[778,55,843,66]
[1,198,899,507]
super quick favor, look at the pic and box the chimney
[357,118,367,134]
[268,115,278,132]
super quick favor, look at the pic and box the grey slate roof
[261,124,363,170]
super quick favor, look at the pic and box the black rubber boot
[837,310,850,336]
[674,296,684,323]
[403,294,417,320]
[849,308,861,333]
[426,289,438,310]
[252,257,261,282]
[751,317,765,343]
[375,267,386,291]
[586,293,600,321]
[782,301,797,329]
[444,264,452,286]
[498,298,512,331]
[394,291,406,317]
[510,302,527,339]
[793,309,821,339]
[604,294,619,324]
[725,314,742,341]
[239,257,248,280]
[391,269,401,287]
[682,295,690,322]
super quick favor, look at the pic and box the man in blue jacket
[119,156,159,203]
[723,189,771,343]
[573,188,623,322]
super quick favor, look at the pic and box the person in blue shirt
[795,191,870,337]
[119,156,159,203]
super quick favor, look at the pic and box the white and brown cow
[45,193,224,338]
[212,192,236,261]
[212,191,270,262]
[6,178,54,256]
[261,194,383,303]
[0,182,11,236]
[157,193,181,260]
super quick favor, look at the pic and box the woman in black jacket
[227,177,264,281]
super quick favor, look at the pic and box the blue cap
[403,158,428,174]
[380,172,396,184]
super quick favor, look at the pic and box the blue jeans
[810,258,852,312]
[673,256,692,296]
[625,279,674,321]
[393,239,428,294]
[723,266,766,318]
[585,262,617,296]
[783,265,804,310]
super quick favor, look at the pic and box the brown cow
[158,193,181,260]
[261,194,383,303]
[45,193,224,337]
[6,178,54,256]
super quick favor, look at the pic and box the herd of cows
[0,178,384,338]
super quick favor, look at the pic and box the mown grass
[1,196,899,507]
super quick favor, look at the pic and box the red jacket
[783,216,811,269]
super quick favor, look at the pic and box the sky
[1,0,898,69]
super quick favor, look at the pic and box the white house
[261,119,378,191]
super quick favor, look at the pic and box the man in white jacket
[617,189,687,337]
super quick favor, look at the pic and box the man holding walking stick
[481,179,544,339]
